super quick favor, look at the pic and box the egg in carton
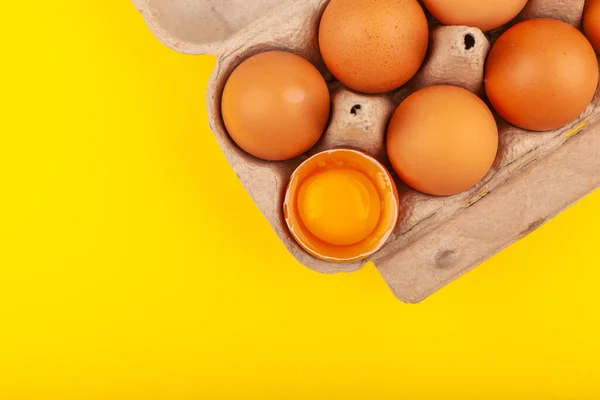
[133,0,600,303]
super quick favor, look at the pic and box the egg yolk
[297,168,381,246]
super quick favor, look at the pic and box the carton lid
[133,0,287,55]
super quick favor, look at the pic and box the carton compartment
[133,0,288,52]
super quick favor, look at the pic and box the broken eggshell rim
[283,148,400,263]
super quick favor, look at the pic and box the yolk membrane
[297,168,382,246]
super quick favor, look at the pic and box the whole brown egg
[318,0,429,94]
[387,85,498,197]
[422,0,528,32]
[221,51,331,161]
[584,0,600,53]
[485,19,599,132]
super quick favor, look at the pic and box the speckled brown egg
[422,0,528,32]
[584,0,600,53]
[485,19,599,132]
[221,51,331,161]
[318,0,429,94]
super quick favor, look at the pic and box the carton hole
[350,104,362,116]
[464,34,476,50]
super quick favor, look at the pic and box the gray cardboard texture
[133,0,599,303]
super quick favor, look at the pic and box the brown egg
[221,51,330,161]
[422,0,528,32]
[318,0,429,94]
[387,85,498,196]
[584,0,600,53]
[485,19,599,132]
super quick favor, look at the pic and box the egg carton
[133,0,600,303]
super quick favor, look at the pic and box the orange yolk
[297,168,382,246]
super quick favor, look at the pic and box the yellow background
[1,1,599,398]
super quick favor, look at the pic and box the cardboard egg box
[133,0,600,303]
